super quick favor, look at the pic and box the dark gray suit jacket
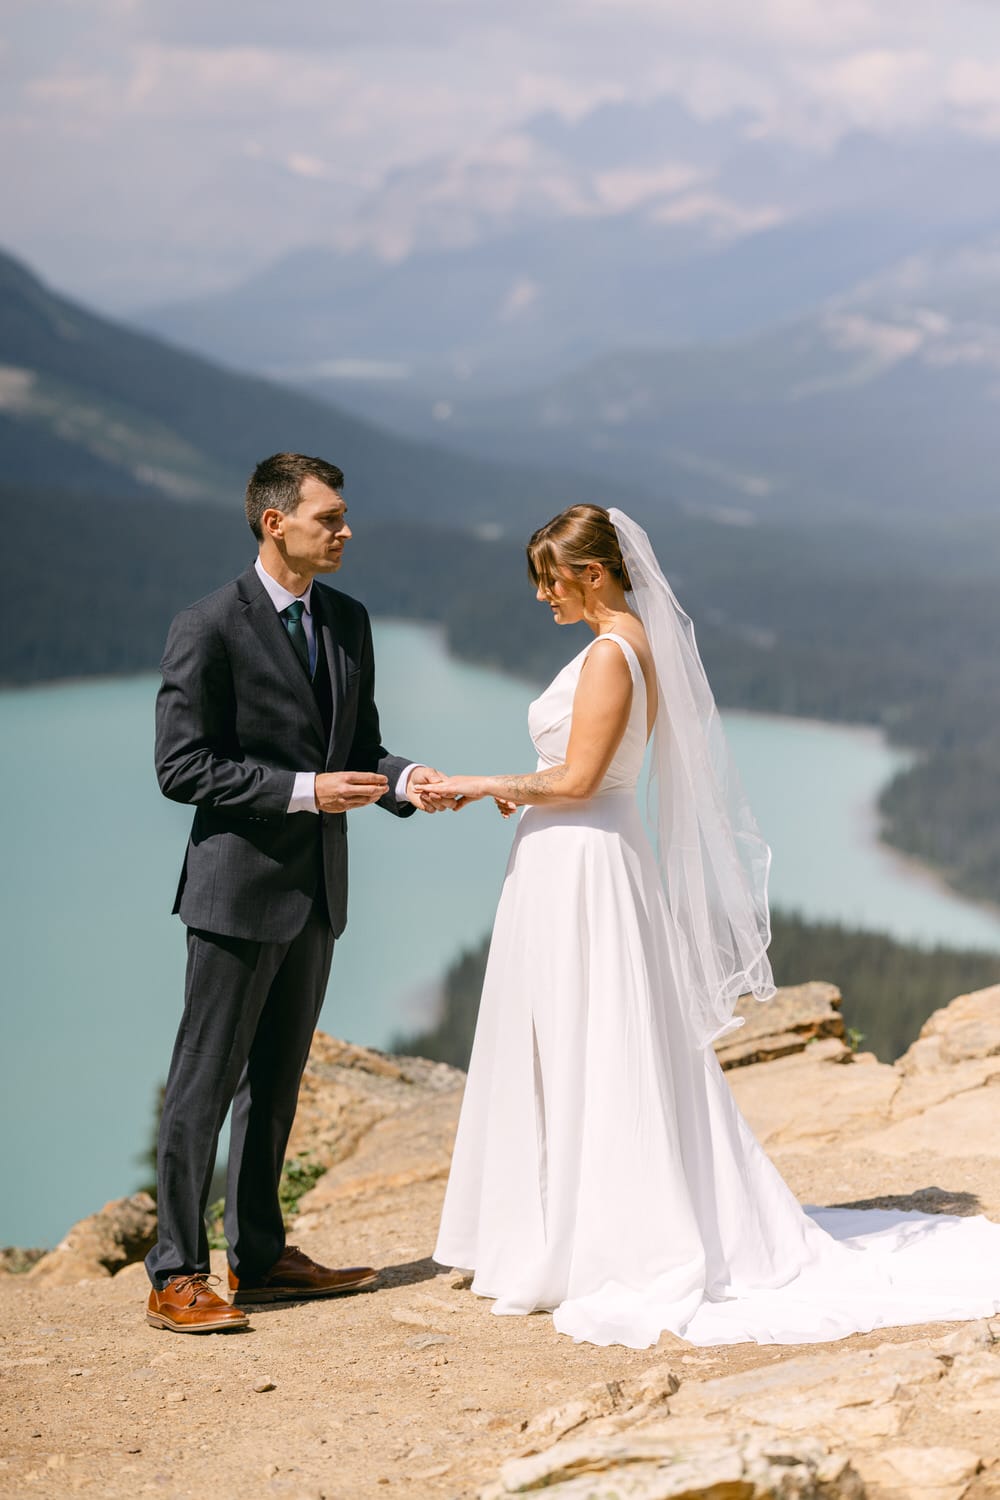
[155,564,414,942]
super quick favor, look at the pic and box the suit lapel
[311,583,351,766]
[237,567,327,745]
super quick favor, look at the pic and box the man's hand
[314,772,388,813]
[406,765,467,812]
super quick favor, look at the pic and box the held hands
[420,775,490,811]
[425,774,515,822]
[313,768,480,815]
[406,765,467,813]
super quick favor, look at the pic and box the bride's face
[536,571,586,625]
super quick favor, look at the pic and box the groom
[145,452,447,1333]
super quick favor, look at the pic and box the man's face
[271,477,352,573]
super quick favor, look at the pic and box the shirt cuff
[288,772,318,814]
[396,763,424,800]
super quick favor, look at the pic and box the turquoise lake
[3,619,1000,1248]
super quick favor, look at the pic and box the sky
[5,0,1000,310]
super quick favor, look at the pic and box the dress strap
[586,632,645,693]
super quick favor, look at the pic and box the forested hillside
[0,247,630,529]
[5,482,1000,906]
[395,913,1000,1069]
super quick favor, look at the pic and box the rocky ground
[2,983,1000,1499]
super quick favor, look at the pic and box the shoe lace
[169,1272,221,1302]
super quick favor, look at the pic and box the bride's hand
[423,775,488,808]
[493,797,517,819]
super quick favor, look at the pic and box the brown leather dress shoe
[146,1273,250,1334]
[228,1245,378,1305]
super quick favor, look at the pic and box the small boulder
[715,982,846,1070]
[899,985,1000,1071]
[27,1192,157,1284]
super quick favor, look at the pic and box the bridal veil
[609,508,775,1046]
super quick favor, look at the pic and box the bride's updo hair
[527,504,632,596]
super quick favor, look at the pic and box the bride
[426,504,1000,1349]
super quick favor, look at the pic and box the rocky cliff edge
[2,981,999,1499]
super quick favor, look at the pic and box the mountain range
[0,246,634,535]
[0,243,657,691]
[323,265,1000,521]
[123,98,1000,523]
[136,104,1000,395]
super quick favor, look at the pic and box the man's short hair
[245,452,345,540]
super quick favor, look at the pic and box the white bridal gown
[434,632,1000,1349]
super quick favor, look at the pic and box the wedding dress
[433,627,1000,1348]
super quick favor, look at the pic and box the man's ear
[261,507,284,539]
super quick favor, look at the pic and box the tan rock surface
[286,1033,465,1171]
[715,980,847,1070]
[489,1328,1000,1497]
[24,1192,158,1285]
[1,984,999,1499]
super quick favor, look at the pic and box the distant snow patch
[0,366,36,409]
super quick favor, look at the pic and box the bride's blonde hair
[526,504,633,597]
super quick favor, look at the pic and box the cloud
[499,276,541,321]
[798,47,938,132]
[651,191,786,239]
[579,0,881,52]
[594,163,705,212]
[827,312,926,365]
[133,0,519,50]
[8,0,1000,307]
[946,59,1000,135]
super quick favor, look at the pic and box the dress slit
[532,1017,549,1234]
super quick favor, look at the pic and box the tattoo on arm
[491,765,570,803]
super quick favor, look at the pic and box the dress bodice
[528,632,648,793]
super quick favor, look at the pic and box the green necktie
[281,600,311,674]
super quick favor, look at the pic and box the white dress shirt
[254,557,418,813]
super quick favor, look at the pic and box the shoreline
[3,623,998,936]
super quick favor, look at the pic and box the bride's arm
[430,641,633,807]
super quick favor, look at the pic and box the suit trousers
[145,903,335,1289]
